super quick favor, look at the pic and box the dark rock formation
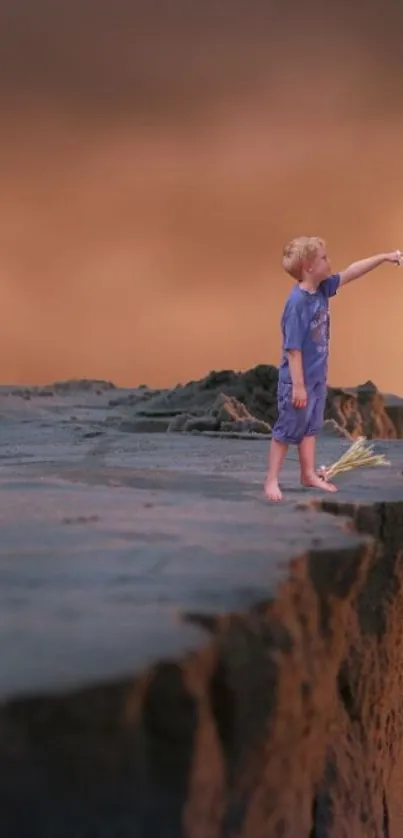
[108,365,403,440]
[4,367,401,440]
[106,365,278,437]
[10,379,117,398]
[129,365,279,426]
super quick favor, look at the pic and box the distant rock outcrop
[326,382,398,439]
[11,379,116,399]
[107,365,278,437]
[108,365,403,440]
[6,369,402,440]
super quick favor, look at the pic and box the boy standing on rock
[264,237,402,502]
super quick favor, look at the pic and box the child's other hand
[386,249,402,265]
[292,384,308,409]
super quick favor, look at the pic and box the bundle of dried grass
[318,436,390,482]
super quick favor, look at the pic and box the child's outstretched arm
[339,250,402,287]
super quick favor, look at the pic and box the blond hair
[282,236,325,281]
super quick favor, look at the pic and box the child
[264,237,402,502]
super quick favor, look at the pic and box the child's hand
[292,383,308,409]
[386,250,402,265]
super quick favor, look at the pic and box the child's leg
[298,435,337,492]
[299,382,337,492]
[265,380,304,501]
[264,439,288,501]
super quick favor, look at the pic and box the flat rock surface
[1,388,403,701]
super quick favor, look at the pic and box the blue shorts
[272,380,327,445]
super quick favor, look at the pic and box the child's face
[305,246,331,283]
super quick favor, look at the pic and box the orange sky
[0,0,403,392]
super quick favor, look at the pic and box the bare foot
[264,478,283,502]
[300,473,338,493]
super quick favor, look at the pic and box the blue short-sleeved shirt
[278,274,340,386]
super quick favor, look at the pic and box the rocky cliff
[2,433,403,837]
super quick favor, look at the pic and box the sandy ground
[1,386,402,703]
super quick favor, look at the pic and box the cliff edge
[1,437,403,837]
